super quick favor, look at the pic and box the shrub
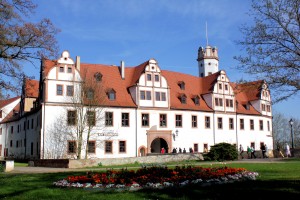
[204,142,238,161]
[0,163,4,173]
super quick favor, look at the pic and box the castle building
[0,45,273,160]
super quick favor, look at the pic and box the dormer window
[94,72,102,82]
[178,81,185,90]
[179,94,187,104]
[86,89,94,99]
[107,89,116,100]
[194,96,200,105]
[243,103,250,110]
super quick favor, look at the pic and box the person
[247,146,251,159]
[260,144,266,158]
[285,143,291,157]
[189,147,193,153]
[179,147,182,153]
[161,147,165,154]
[264,144,268,158]
[251,146,256,159]
[183,148,186,153]
[239,144,244,159]
[277,145,284,158]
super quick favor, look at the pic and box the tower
[197,45,219,77]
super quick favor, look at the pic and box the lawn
[0,159,300,200]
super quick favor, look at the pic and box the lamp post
[289,119,294,149]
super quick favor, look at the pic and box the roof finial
[206,21,209,46]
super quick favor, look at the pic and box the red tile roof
[0,103,20,123]
[0,96,20,109]
[24,79,39,98]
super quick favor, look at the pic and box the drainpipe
[135,108,138,157]
[235,112,238,150]
[213,112,215,145]
[42,103,45,159]
[24,116,27,159]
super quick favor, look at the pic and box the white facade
[0,48,274,160]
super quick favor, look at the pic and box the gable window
[225,84,228,91]
[119,141,126,153]
[140,90,151,100]
[229,118,234,130]
[87,111,96,126]
[217,117,223,129]
[250,119,254,130]
[267,121,270,131]
[175,114,182,127]
[142,114,149,127]
[105,112,113,126]
[215,98,223,106]
[161,92,166,101]
[0,110,2,118]
[108,89,116,100]
[219,83,222,90]
[159,114,167,127]
[94,72,102,81]
[155,75,159,82]
[67,67,72,73]
[205,116,210,128]
[0,128,2,135]
[88,141,96,153]
[121,113,129,127]
[59,66,64,72]
[259,120,264,131]
[67,85,74,96]
[56,85,63,95]
[146,91,151,100]
[105,141,112,153]
[140,91,145,100]
[67,110,77,125]
[266,105,271,112]
[261,104,266,111]
[155,92,161,101]
[68,141,76,154]
[192,115,197,128]
[226,99,233,107]
[147,74,152,81]
[240,119,245,130]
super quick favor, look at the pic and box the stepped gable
[162,70,212,111]
[79,63,137,108]
[24,79,39,98]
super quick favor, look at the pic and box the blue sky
[29,0,299,120]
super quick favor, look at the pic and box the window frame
[217,117,223,129]
[259,120,264,131]
[159,114,167,127]
[192,115,197,128]
[250,119,254,130]
[119,141,126,153]
[67,140,77,154]
[240,118,245,130]
[66,85,74,96]
[121,113,130,127]
[56,84,63,96]
[205,116,211,129]
[67,110,77,126]
[87,111,96,126]
[105,112,113,126]
[105,141,113,154]
[175,114,182,127]
[88,141,96,153]
[229,118,234,130]
[141,113,149,127]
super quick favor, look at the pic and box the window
[94,72,102,81]
[31,142,33,155]
[67,110,77,125]
[225,84,228,91]
[140,91,151,100]
[0,110,2,118]
[259,120,264,131]
[147,74,151,81]
[219,83,222,90]
[87,89,94,99]
[155,75,159,82]
[31,119,34,129]
[266,105,271,112]
[175,115,182,127]
[142,114,149,127]
[108,90,116,100]
[194,96,200,105]
[105,141,112,153]
[146,91,151,100]
[180,94,187,104]
[0,128,2,135]
[67,67,72,73]
[229,118,234,129]
[215,98,223,106]
[56,85,63,95]
[88,141,96,153]
[205,116,210,128]
[192,115,197,128]
[27,120,29,129]
[250,119,254,130]
[87,111,96,126]
[240,119,244,130]
[159,114,167,127]
[10,126,13,134]
[217,117,223,129]
[119,141,126,153]
[67,85,74,96]
[161,92,166,101]
[226,99,233,107]
[121,113,129,127]
[10,140,13,147]
[68,141,76,153]
[140,91,145,100]
[59,66,64,72]
[194,144,198,153]
[24,121,26,130]
[261,104,266,111]
[155,92,160,101]
[105,112,113,126]
[267,121,270,131]
[179,82,185,90]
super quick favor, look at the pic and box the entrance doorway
[150,138,168,153]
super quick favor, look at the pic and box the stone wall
[29,159,69,168]
[69,153,204,168]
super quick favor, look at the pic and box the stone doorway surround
[146,130,172,154]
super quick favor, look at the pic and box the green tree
[235,0,300,102]
[0,0,59,93]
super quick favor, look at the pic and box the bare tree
[0,0,59,93]
[235,0,300,103]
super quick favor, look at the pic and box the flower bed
[53,166,259,190]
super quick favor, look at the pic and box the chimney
[121,61,125,80]
[76,56,80,71]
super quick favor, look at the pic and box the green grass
[1,160,300,199]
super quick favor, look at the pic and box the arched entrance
[150,138,169,153]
